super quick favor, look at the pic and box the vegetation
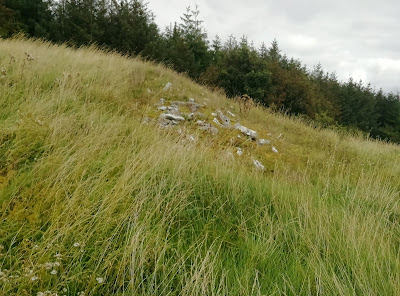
[1,38,399,296]
[0,0,399,143]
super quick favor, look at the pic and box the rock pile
[151,94,281,173]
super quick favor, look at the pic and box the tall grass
[0,38,399,295]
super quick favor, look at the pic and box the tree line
[1,0,399,143]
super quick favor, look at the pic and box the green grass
[0,38,399,295]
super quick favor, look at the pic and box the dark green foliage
[0,0,399,143]
[4,0,54,38]
[0,0,17,37]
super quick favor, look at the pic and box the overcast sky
[146,0,400,93]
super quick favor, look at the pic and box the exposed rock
[189,98,195,102]
[253,159,265,171]
[257,139,271,145]
[171,101,186,106]
[187,101,201,112]
[157,106,167,111]
[163,82,172,91]
[272,147,279,153]
[157,98,165,106]
[162,113,185,122]
[236,148,243,156]
[159,112,185,127]
[227,111,236,117]
[211,112,217,117]
[197,120,219,135]
[234,123,258,139]
[159,116,176,127]
[213,118,222,126]
[217,110,231,127]
[166,106,182,117]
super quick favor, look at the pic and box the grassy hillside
[0,38,399,296]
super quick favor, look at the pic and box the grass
[0,38,399,295]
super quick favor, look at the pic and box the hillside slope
[0,39,399,296]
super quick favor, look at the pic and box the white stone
[227,111,236,117]
[163,82,172,91]
[272,147,279,153]
[217,110,231,127]
[234,123,258,139]
[213,118,221,125]
[161,113,185,122]
[96,277,105,284]
[253,160,265,171]
[258,139,271,145]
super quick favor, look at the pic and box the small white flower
[44,262,53,270]
[62,288,67,292]
[96,277,104,284]
[50,269,57,275]
[31,276,38,281]
[54,253,62,259]
[73,242,80,247]
[54,262,60,267]
[37,293,45,296]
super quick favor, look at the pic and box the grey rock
[188,98,195,102]
[234,123,258,139]
[162,113,185,122]
[197,121,219,135]
[253,159,265,171]
[213,118,222,126]
[163,82,172,91]
[157,106,167,111]
[257,139,271,145]
[172,101,186,106]
[157,98,165,105]
[227,111,236,117]
[167,106,182,117]
[187,101,201,112]
[217,110,231,127]
[272,147,279,153]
